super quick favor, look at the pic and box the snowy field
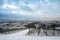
[0,29,60,40]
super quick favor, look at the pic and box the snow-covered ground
[0,29,60,40]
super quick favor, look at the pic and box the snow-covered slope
[0,29,60,40]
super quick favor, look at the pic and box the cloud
[1,4,18,9]
[27,3,37,10]
[0,0,60,19]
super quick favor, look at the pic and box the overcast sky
[0,0,60,20]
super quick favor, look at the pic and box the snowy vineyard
[24,21,60,36]
[0,20,60,40]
